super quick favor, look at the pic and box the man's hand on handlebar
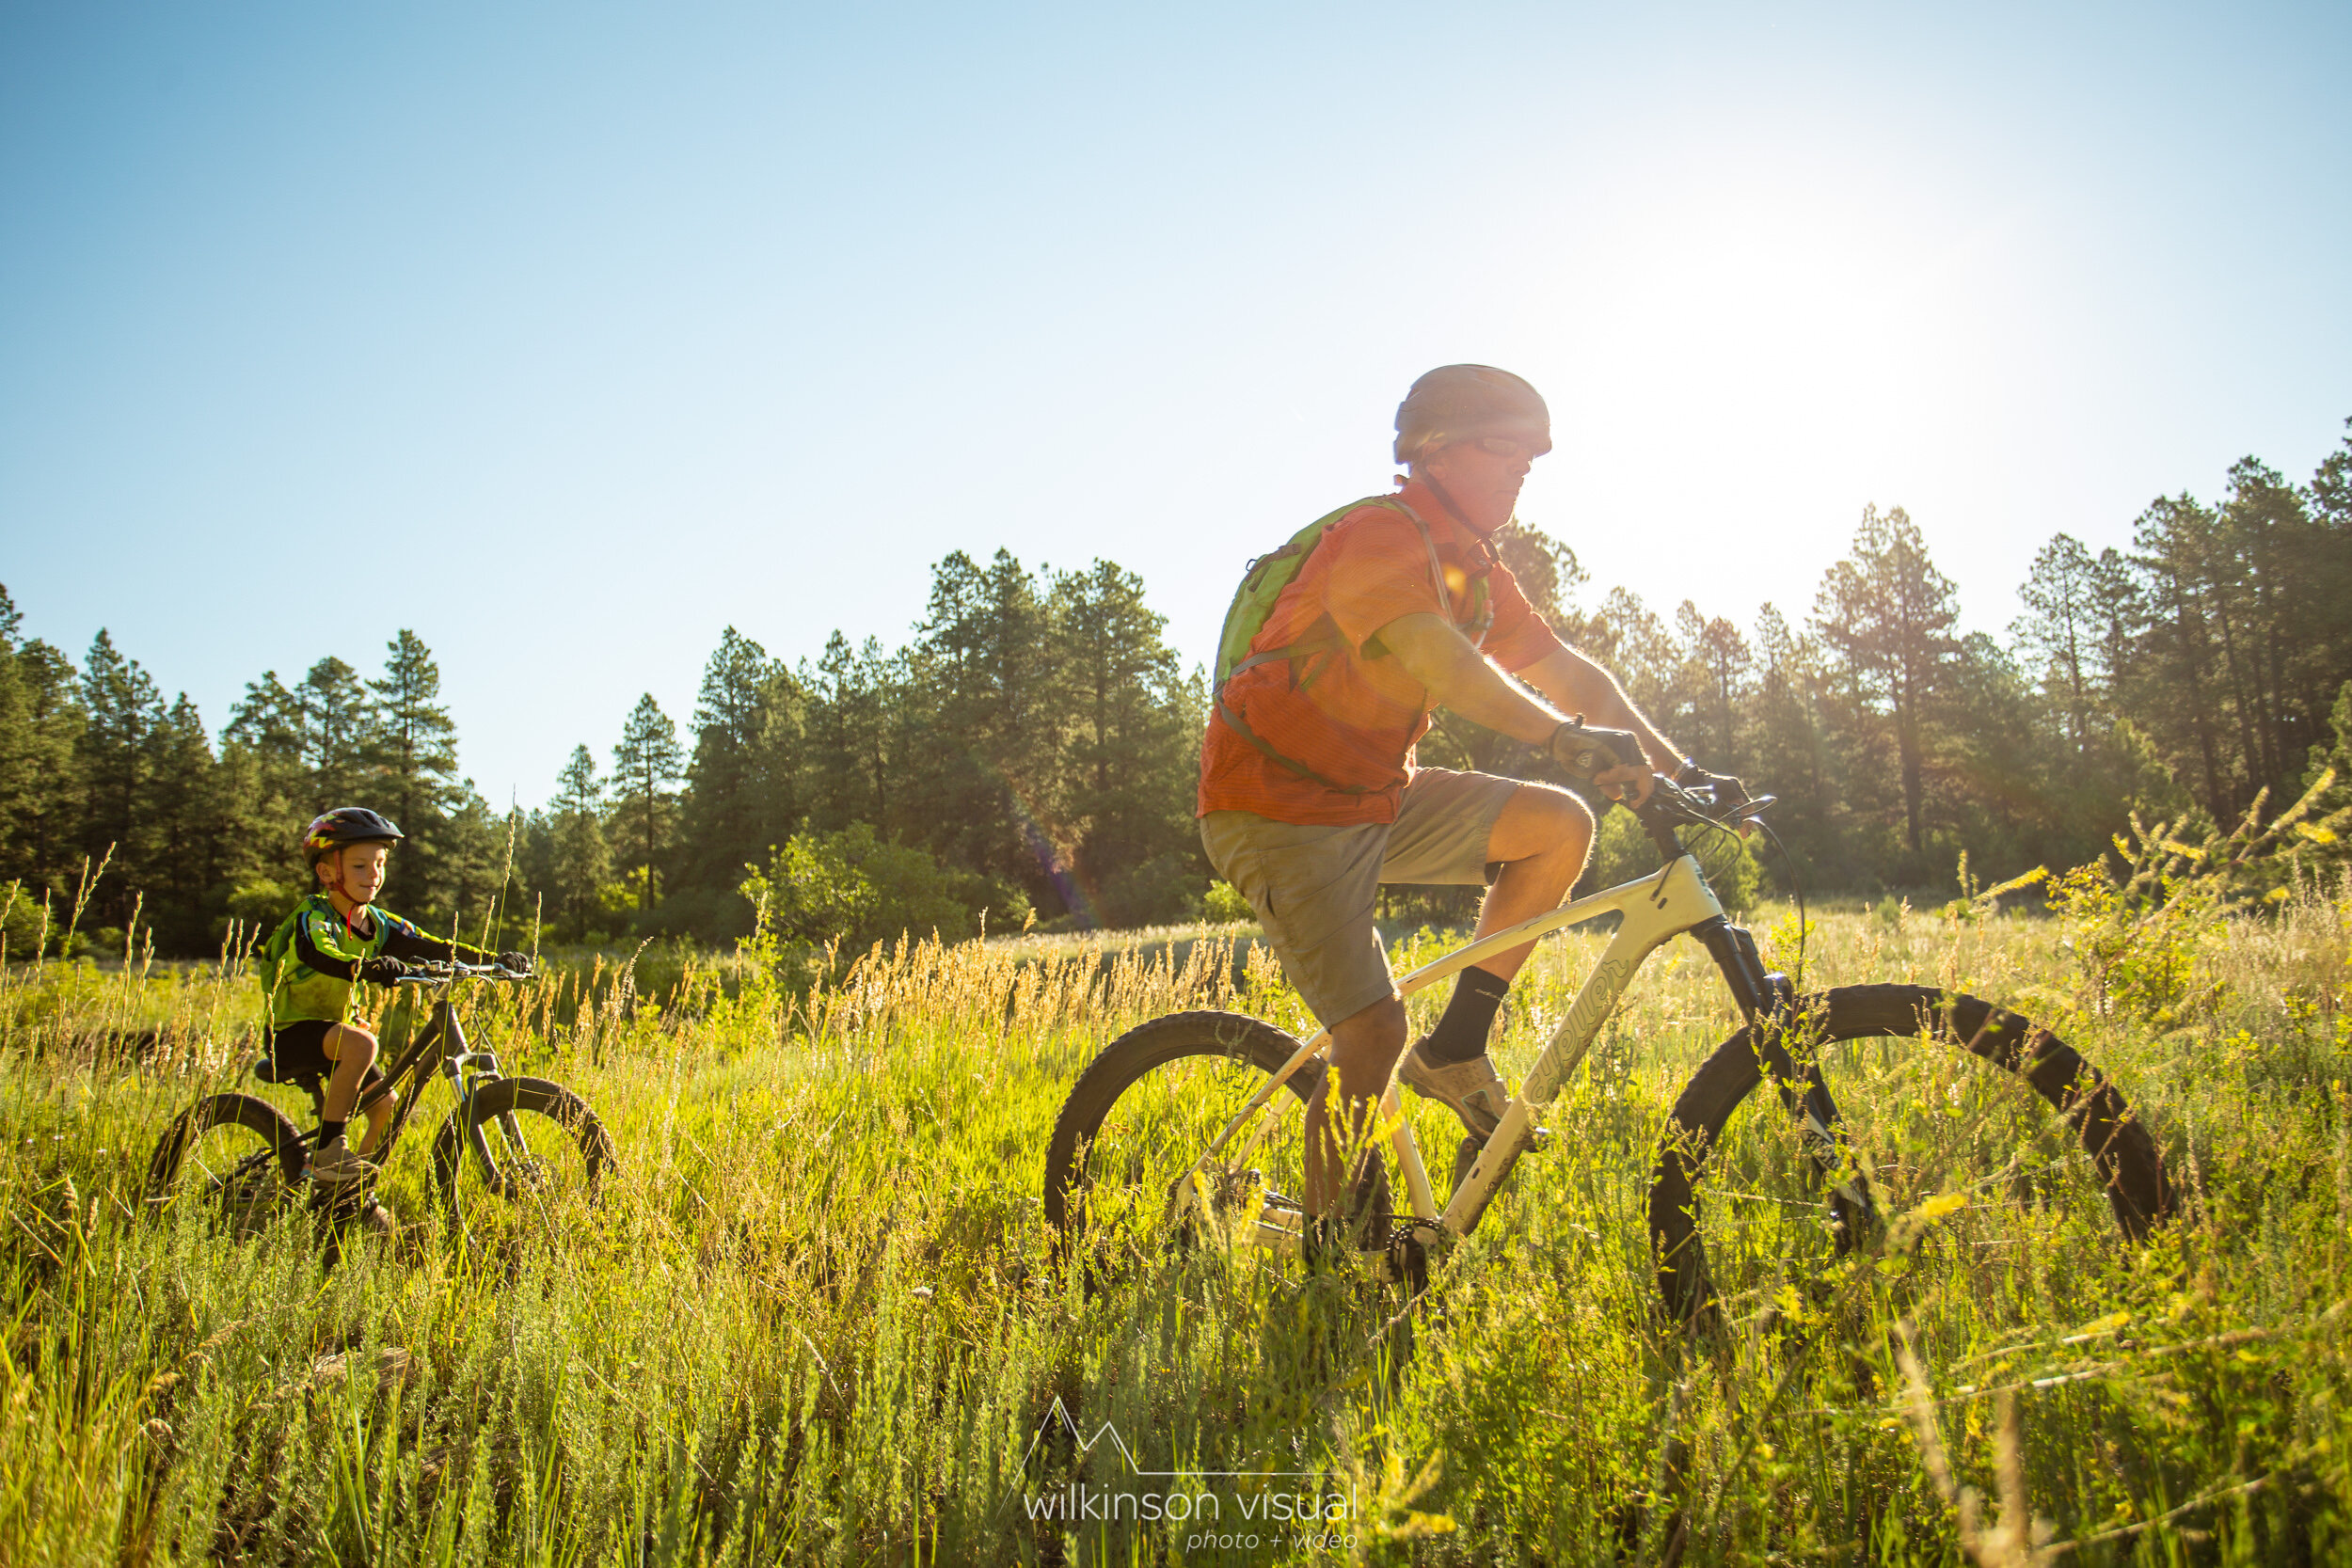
[1675,761,1757,835]
[495,951,534,976]
[1594,764,1660,807]
[360,956,410,985]
[1548,718,1658,806]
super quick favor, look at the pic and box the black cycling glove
[1676,760,1750,813]
[1548,718,1644,783]
[359,955,410,985]
[495,950,534,975]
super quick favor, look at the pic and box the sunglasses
[1466,435,1550,460]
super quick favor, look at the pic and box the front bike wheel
[1042,1010,1388,1276]
[1649,984,2176,1328]
[146,1093,308,1236]
[431,1077,613,1222]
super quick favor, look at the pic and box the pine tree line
[516,550,1206,947]
[1430,421,2352,893]
[5,421,2347,958]
[0,606,513,957]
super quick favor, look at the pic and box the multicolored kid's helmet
[301,806,405,865]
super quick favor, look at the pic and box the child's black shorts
[262,1021,386,1096]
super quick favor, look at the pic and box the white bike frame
[1174,851,1740,1262]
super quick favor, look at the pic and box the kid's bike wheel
[431,1077,613,1217]
[1649,984,2176,1329]
[146,1092,308,1236]
[1043,1009,1388,1273]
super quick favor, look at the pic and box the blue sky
[3,2,2346,810]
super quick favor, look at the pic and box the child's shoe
[309,1136,377,1188]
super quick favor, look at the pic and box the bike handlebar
[1549,723,1773,832]
[392,960,532,986]
[1621,773,1778,863]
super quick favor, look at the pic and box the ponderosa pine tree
[77,631,166,923]
[2129,494,2233,818]
[908,549,1063,907]
[1048,560,1200,925]
[801,632,898,834]
[548,744,611,938]
[676,627,803,911]
[612,695,683,911]
[2013,533,2103,753]
[1814,504,1961,863]
[140,695,222,952]
[1677,601,1751,776]
[298,657,375,810]
[371,632,460,843]
[0,591,85,901]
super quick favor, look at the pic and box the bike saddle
[249,1054,327,1116]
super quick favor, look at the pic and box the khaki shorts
[1200,768,1522,1029]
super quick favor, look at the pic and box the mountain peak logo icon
[1000,1399,1356,1527]
[1012,1397,1327,1480]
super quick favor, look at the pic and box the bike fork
[1692,917,1877,1236]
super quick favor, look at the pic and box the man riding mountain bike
[1197,363,1738,1251]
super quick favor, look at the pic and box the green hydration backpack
[1212,495,1491,794]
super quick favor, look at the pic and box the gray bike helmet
[1393,364,1552,465]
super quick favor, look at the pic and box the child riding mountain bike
[257,806,531,1190]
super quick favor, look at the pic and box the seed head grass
[3,881,2349,1562]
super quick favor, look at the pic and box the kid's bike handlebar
[392,961,532,985]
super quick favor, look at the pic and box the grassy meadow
[4,873,2350,1565]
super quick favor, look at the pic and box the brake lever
[1674,786,1777,829]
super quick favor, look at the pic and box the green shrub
[1202,879,1253,925]
[739,822,1027,952]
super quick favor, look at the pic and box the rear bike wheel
[1042,1010,1389,1277]
[146,1093,308,1236]
[1649,984,2176,1328]
[432,1077,614,1223]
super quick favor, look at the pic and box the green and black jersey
[257,893,491,1028]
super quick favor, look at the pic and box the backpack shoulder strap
[1381,498,1488,652]
[1213,497,1400,691]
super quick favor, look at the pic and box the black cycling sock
[318,1118,348,1147]
[1422,967,1512,1064]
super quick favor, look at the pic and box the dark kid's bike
[147,960,614,1234]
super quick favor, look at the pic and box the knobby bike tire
[145,1092,309,1223]
[1649,984,2176,1329]
[430,1076,614,1205]
[1043,1009,1387,1265]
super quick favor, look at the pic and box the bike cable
[1750,815,1806,993]
[1677,787,1812,993]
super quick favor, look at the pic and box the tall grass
[3,879,2349,1563]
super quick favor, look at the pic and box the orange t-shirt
[1196,480,1562,826]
